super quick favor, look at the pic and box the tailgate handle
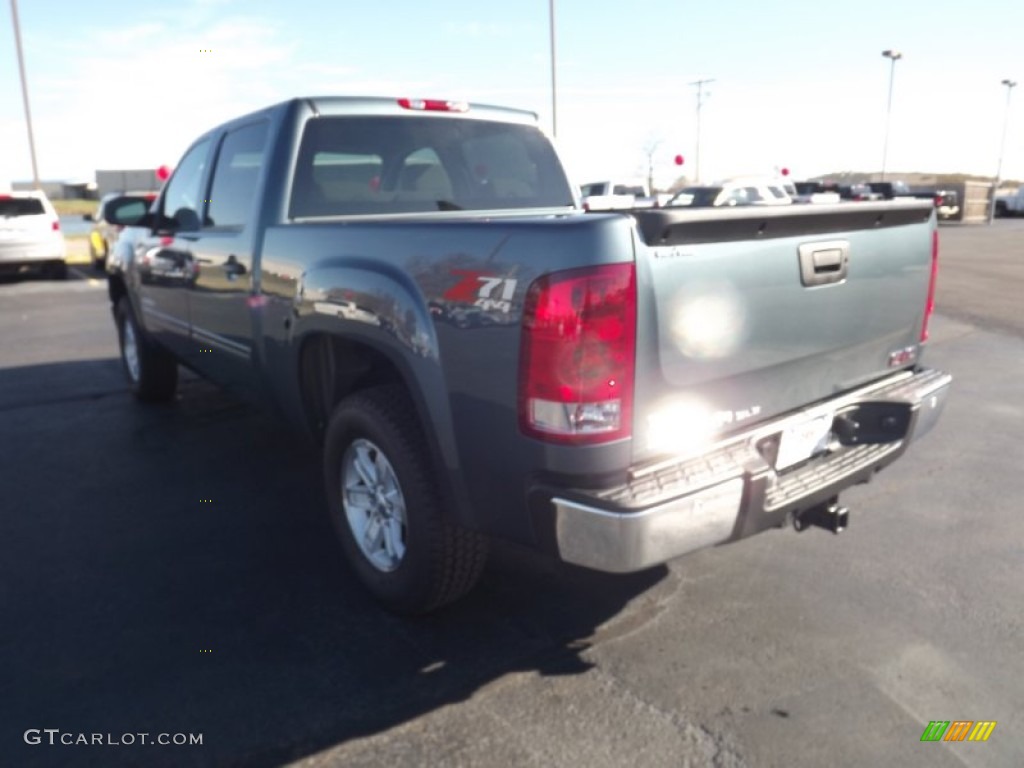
[799,240,849,286]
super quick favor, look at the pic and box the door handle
[798,240,849,286]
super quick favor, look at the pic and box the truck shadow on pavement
[1,360,669,768]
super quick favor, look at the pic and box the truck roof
[296,96,539,125]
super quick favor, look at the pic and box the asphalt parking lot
[2,221,1022,768]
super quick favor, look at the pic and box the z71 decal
[443,270,518,313]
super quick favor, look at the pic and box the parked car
[0,190,67,279]
[84,192,157,271]
[664,177,792,207]
[792,181,842,204]
[994,186,1024,217]
[580,179,657,210]
[867,181,913,199]
[934,189,960,221]
[838,183,884,202]
[103,95,949,614]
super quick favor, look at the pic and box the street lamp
[989,78,1017,224]
[10,0,42,189]
[690,78,714,184]
[549,0,557,137]
[880,49,903,182]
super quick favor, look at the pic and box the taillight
[921,229,939,342]
[51,220,60,231]
[518,263,636,444]
[397,98,469,113]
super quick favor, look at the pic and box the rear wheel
[323,385,488,614]
[90,236,108,271]
[115,297,178,402]
[46,260,68,280]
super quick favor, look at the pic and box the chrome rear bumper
[550,367,952,573]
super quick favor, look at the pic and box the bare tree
[641,136,664,193]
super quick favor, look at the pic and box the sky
[2,0,1022,189]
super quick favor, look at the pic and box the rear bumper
[0,240,65,268]
[543,367,951,573]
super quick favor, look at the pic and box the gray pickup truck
[104,96,951,614]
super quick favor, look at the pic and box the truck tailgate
[629,201,936,464]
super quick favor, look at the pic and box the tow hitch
[793,499,849,534]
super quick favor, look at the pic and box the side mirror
[104,195,153,227]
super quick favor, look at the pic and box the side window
[206,122,270,229]
[161,139,211,231]
[723,188,746,205]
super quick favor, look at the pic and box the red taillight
[51,219,60,231]
[933,195,943,207]
[921,229,939,342]
[518,263,636,444]
[397,97,469,113]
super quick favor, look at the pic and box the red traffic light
[156,164,172,182]
[674,154,685,166]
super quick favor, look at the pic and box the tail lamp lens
[519,263,636,444]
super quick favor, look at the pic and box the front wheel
[323,385,488,614]
[115,297,178,402]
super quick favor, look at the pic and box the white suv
[0,190,67,279]
[665,176,793,208]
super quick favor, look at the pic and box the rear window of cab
[289,116,574,218]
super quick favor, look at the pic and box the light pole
[549,0,557,137]
[10,0,41,189]
[690,78,714,183]
[989,78,1017,224]
[880,49,903,182]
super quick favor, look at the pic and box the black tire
[115,296,178,402]
[91,239,108,272]
[323,385,488,614]
[47,260,68,280]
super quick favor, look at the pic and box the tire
[46,260,68,280]
[91,239,108,272]
[115,296,178,402]
[323,385,488,614]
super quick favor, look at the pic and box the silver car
[0,191,67,279]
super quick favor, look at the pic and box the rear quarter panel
[257,213,639,542]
